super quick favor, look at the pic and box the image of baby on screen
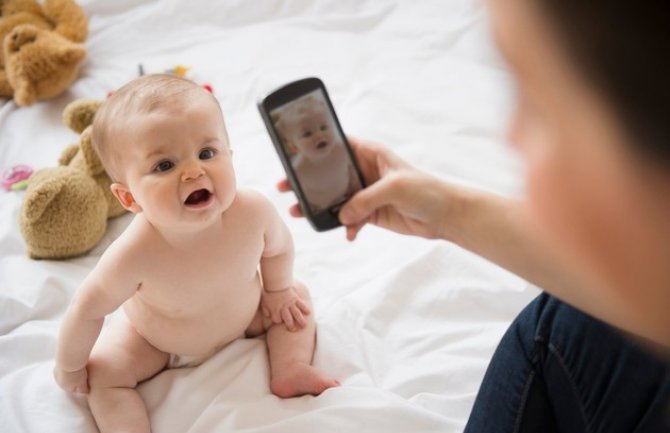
[273,91,362,214]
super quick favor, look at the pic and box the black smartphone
[258,77,365,231]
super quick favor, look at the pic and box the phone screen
[270,89,364,215]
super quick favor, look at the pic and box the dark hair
[537,1,670,165]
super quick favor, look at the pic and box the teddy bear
[0,0,88,106]
[20,98,127,259]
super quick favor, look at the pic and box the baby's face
[283,102,338,161]
[114,93,236,230]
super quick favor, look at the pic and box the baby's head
[93,74,228,182]
[275,97,339,161]
[93,74,236,228]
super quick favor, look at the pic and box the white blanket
[0,1,539,431]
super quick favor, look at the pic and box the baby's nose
[181,162,204,182]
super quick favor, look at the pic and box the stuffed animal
[0,0,88,106]
[20,98,126,259]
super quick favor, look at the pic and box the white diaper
[167,345,225,369]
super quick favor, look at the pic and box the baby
[275,96,361,213]
[53,74,339,433]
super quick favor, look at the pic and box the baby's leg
[249,281,340,397]
[86,313,169,433]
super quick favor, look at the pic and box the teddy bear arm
[58,143,79,166]
[57,43,85,65]
[79,128,105,176]
[41,0,88,42]
[1,0,44,17]
[11,72,37,106]
[62,99,102,134]
[0,69,13,98]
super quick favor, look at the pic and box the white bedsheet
[0,1,540,431]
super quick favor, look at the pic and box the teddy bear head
[0,0,88,106]
[4,24,86,106]
[20,98,127,259]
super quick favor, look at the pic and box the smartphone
[258,77,365,231]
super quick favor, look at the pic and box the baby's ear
[110,183,142,213]
[279,135,295,155]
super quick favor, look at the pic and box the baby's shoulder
[232,188,274,213]
[228,188,279,226]
[96,216,154,270]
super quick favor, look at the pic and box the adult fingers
[289,203,304,218]
[276,179,292,193]
[345,221,366,241]
[338,175,401,226]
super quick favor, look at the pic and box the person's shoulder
[80,216,150,298]
[233,188,275,212]
[96,216,152,272]
[229,188,280,226]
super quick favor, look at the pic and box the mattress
[0,0,539,431]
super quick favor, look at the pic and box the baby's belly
[122,281,262,356]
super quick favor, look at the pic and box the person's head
[92,74,235,231]
[486,0,670,346]
[276,97,338,161]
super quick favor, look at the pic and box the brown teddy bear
[0,0,88,106]
[20,98,127,259]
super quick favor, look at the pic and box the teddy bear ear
[63,99,103,134]
[20,168,67,224]
[79,127,105,176]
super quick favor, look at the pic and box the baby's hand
[261,286,311,332]
[54,365,89,394]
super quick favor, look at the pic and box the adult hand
[277,137,453,241]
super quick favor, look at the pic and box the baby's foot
[270,362,340,398]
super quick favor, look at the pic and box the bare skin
[274,0,670,351]
[280,134,670,351]
[54,79,339,433]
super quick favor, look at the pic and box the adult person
[279,0,670,431]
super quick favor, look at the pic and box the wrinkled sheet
[0,1,539,431]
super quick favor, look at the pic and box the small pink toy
[2,165,33,191]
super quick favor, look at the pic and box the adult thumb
[339,177,399,225]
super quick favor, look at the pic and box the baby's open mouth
[316,141,328,149]
[185,189,212,206]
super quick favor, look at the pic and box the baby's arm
[254,193,310,331]
[54,243,140,393]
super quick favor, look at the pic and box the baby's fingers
[296,298,311,316]
[281,308,296,331]
[270,308,283,324]
[290,304,307,328]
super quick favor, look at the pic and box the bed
[0,0,540,431]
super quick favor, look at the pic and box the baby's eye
[320,124,327,131]
[154,160,174,173]
[199,148,216,160]
[302,130,313,138]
